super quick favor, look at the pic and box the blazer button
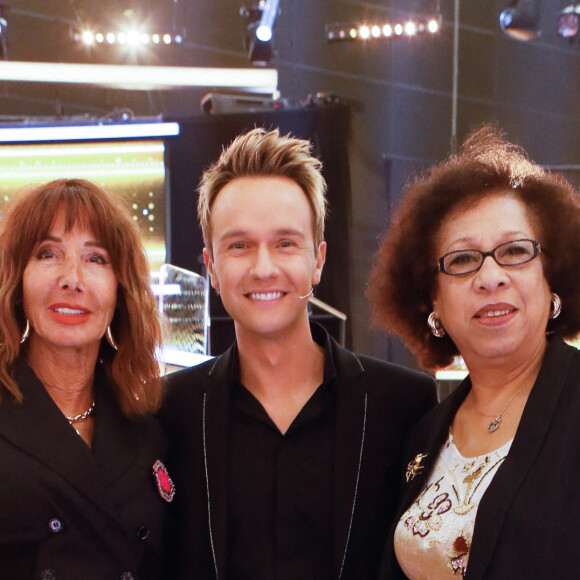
[48,518,63,533]
[40,570,56,580]
[120,572,135,580]
[137,525,150,540]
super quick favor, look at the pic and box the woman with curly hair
[368,126,580,579]
[0,179,171,579]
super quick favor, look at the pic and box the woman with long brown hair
[0,179,172,579]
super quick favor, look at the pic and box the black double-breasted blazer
[0,362,170,580]
[381,336,580,579]
[160,325,437,579]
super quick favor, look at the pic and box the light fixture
[499,0,541,41]
[557,4,580,40]
[326,15,441,43]
[72,27,184,48]
[0,122,180,143]
[242,0,280,64]
[0,61,278,92]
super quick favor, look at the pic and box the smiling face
[204,175,326,342]
[432,194,551,369]
[22,208,118,356]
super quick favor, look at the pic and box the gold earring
[428,312,445,338]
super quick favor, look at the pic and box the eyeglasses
[437,239,541,276]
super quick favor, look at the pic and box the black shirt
[227,328,337,580]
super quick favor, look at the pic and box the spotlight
[499,0,541,41]
[242,0,280,64]
[81,30,95,45]
[427,18,440,33]
[405,21,417,36]
[256,24,273,42]
[127,30,140,46]
[557,4,580,40]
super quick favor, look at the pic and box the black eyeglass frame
[436,239,542,276]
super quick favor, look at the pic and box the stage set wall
[2,0,579,370]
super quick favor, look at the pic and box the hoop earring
[550,293,562,320]
[428,312,445,338]
[106,325,118,350]
[20,319,30,344]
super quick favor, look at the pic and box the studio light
[499,0,541,41]
[326,15,441,43]
[242,0,280,64]
[557,4,580,40]
[71,28,184,49]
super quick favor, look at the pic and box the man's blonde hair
[198,127,327,251]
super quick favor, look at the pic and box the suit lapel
[0,362,125,527]
[467,337,574,579]
[330,341,369,579]
[203,346,235,580]
[396,380,469,523]
[91,365,145,489]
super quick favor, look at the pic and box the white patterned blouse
[394,432,512,579]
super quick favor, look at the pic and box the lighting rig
[241,0,280,64]
[326,14,441,43]
[71,28,185,48]
[499,0,541,41]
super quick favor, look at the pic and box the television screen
[0,138,167,273]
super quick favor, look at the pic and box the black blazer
[0,363,169,580]
[381,336,580,579]
[160,326,437,580]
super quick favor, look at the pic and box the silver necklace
[484,378,533,433]
[484,372,538,433]
[66,401,95,432]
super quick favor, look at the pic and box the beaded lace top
[394,432,513,579]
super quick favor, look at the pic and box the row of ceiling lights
[326,17,441,43]
[1,1,578,69]
[72,29,184,47]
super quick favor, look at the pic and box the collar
[229,321,339,388]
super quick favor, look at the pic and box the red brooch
[153,459,175,502]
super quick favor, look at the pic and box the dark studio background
[1,0,579,369]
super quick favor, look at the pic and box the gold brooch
[405,453,427,482]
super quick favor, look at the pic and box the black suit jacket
[0,362,169,580]
[160,325,437,579]
[381,336,580,579]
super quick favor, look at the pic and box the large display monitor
[0,121,179,275]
